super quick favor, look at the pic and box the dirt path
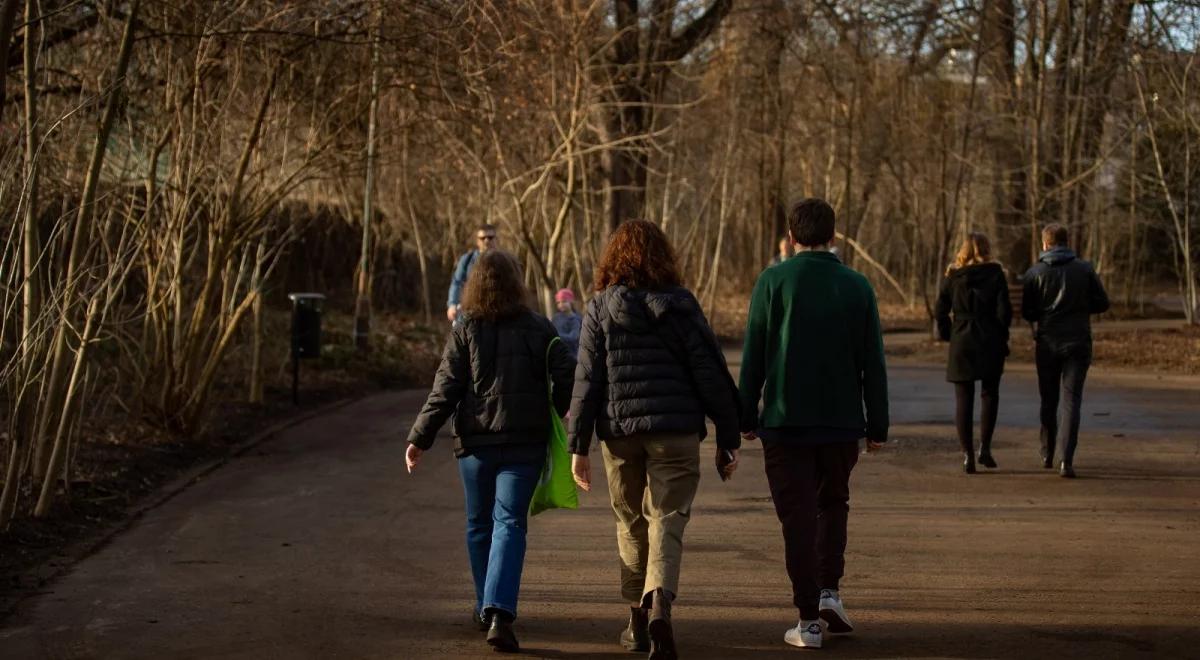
[2,362,1199,659]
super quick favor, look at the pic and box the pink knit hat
[554,288,575,303]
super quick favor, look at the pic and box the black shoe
[620,606,650,652]
[647,588,677,660]
[1059,462,1076,479]
[963,454,976,474]
[1042,456,1054,469]
[473,609,489,633]
[978,452,997,469]
[486,611,519,653]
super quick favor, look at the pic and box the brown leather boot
[620,606,650,652]
[647,588,677,660]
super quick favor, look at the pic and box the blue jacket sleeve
[447,252,473,308]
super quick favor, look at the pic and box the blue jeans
[458,443,545,618]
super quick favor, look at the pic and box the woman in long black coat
[935,232,1013,473]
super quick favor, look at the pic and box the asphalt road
[2,359,1199,659]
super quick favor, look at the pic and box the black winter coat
[567,286,741,454]
[407,309,575,457]
[935,263,1013,382]
[1021,247,1111,352]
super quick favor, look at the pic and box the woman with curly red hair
[568,220,740,659]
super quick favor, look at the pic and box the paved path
[3,361,1200,659]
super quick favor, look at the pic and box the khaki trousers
[601,432,701,604]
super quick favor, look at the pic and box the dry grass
[887,325,1200,376]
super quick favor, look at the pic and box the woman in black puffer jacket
[935,232,1013,474]
[406,250,575,653]
[569,220,740,659]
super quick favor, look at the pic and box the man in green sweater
[739,197,889,650]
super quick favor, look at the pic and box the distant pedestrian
[771,235,793,266]
[446,224,501,325]
[406,249,575,653]
[1021,224,1110,478]
[935,232,1013,474]
[739,198,889,650]
[568,220,740,659]
[551,288,582,357]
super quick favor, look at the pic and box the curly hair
[593,220,683,291]
[461,250,529,320]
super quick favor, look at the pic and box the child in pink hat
[552,288,581,357]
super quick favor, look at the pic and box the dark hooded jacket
[935,262,1013,382]
[406,309,575,457]
[1021,247,1110,353]
[567,285,741,454]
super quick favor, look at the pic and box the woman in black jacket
[568,220,740,659]
[405,250,575,653]
[935,232,1013,474]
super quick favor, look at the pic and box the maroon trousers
[763,440,859,620]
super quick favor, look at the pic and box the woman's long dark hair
[593,220,683,291]
[461,250,529,320]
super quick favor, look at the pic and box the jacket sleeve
[680,309,741,450]
[1089,267,1111,314]
[934,277,952,341]
[407,327,470,449]
[996,271,1013,338]
[862,284,890,442]
[737,275,769,433]
[1021,269,1041,323]
[567,299,606,455]
[446,252,471,308]
[547,331,576,417]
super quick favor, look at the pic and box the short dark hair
[476,223,497,236]
[788,198,836,247]
[1042,223,1068,247]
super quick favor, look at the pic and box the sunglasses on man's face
[477,234,497,242]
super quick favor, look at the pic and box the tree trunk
[354,4,382,350]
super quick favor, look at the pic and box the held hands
[864,439,885,454]
[406,444,424,473]
[571,454,592,492]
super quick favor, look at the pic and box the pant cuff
[483,603,517,619]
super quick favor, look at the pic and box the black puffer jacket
[407,309,575,457]
[567,285,740,454]
[935,263,1013,382]
[1021,248,1110,352]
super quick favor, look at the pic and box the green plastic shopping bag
[529,337,579,516]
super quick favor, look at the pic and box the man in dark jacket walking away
[739,198,889,650]
[1022,224,1110,478]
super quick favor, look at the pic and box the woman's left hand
[406,444,423,473]
[571,454,592,492]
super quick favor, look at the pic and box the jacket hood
[1040,246,1078,266]
[603,285,698,332]
[949,261,1005,285]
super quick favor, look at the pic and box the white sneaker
[784,620,823,649]
[819,589,854,634]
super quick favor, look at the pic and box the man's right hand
[571,454,592,492]
[446,306,458,322]
[741,431,758,441]
[865,439,885,453]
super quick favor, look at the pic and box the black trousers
[763,441,859,620]
[953,377,1001,455]
[1035,342,1092,466]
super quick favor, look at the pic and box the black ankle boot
[486,610,519,653]
[647,588,676,660]
[977,449,997,469]
[963,453,976,474]
[620,606,650,652]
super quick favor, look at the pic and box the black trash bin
[288,293,325,403]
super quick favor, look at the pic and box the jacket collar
[793,250,842,264]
